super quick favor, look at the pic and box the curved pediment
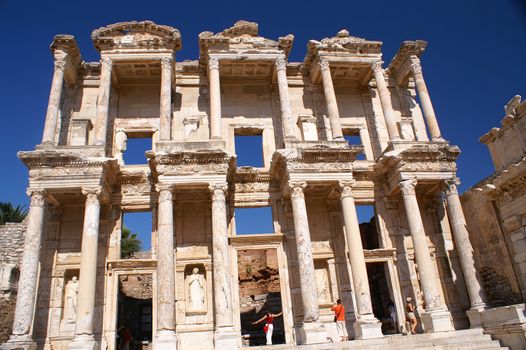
[91,20,181,52]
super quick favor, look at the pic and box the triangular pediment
[91,21,181,52]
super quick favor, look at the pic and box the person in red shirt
[252,309,283,345]
[331,299,348,342]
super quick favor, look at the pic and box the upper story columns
[371,60,400,141]
[208,57,222,140]
[41,60,67,145]
[160,57,174,141]
[276,56,295,140]
[319,59,344,141]
[94,58,113,145]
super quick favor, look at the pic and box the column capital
[275,56,287,72]
[443,177,460,195]
[319,58,330,73]
[155,184,174,201]
[410,61,422,75]
[100,57,113,68]
[208,57,219,71]
[161,56,173,66]
[209,182,228,200]
[399,179,417,196]
[337,180,356,198]
[82,187,102,204]
[54,60,67,70]
[26,188,48,208]
[371,60,384,72]
[288,181,307,199]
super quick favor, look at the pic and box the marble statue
[188,267,205,311]
[63,276,79,323]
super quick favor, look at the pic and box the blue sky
[0,1,525,242]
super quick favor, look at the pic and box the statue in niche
[315,268,330,303]
[63,276,79,323]
[187,267,205,311]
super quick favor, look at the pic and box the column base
[466,306,485,328]
[295,322,328,345]
[213,327,237,350]
[155,330,177,350]
[1,335,37,350]
[421,309,454,333]
[353,318,384,339]
[68,334,98,350]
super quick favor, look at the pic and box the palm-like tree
[0,202,28,225]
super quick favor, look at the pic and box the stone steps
[251,329,507,350]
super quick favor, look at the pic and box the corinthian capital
[337,180,356,199]
[288,181,307,199]
[410,61,422,75]
[100,57,113,70]
[208,57,219,71]
[275,57,287,72]
[209,182,228,201]
[443,177,460,196]
[54,60,67,70]
[161,56,173,67]
[371,60,384,72]
[155,184,174,202]
[399,179,417,196]
[27,188,48,208]
[319,59,330,73]
[82,187,102,205]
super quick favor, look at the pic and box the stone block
[421,309,455,333]
[353,320,383,339]
[294,322,328,345]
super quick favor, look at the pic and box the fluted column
[94,57,113,145]
[276,56,295,139]
[443,179,486,309]
[41,60,67,145]
[319,59,343,141]
[400,179,444,310]
[289,181,319,322]
[371,61,400,140]
[410,60,442,141]
[208,58,222,140]
[155,184,177,348]
[209,183,234,327]
[160,57,173,141]
[72,188,101,341]
[8,189,47,345]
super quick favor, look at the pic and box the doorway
[366,262,398,334]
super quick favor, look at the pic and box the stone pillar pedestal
[338,181,383,339]
[288,181,328,344]
[319,59,343,141]
[209,183,237,350]
[2,190,48,350]
[41,60,66,145]
[208,58,222,140]
[399,179,454,333]
[159,57,173,141]
[154,184,177,350]
[276,56,295,140]
[69,188,102,350]
[94,58,113,146]
[371,60,400,141]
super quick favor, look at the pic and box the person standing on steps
[252,309,283,345]
[331,299,348,342]
[406,296,418,334]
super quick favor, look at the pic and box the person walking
[252,309,283,345]
[331,299,348,342]
[405,297,418,334]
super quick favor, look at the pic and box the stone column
[371,61,400,141]
[275,56,295,140]
[69,188,101,350]
[41,60,66,145]
[288,181,327,344]
[399,179,453,332]
[410,60,442,141]
[208,58,222,140]
[94,57,113,146]
[155,184,177,350]
[209,183,237,349]
[443,179,487,324]
[338,181,383,339]
[160,57,173,141]
[319,59,343,141]
[6,189,47,348]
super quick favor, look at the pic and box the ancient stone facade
[462,95,526,349]
[1,20,506,350]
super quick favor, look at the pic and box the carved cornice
[18,150,118,170]
[147,150,235,177]
[386,40,427,77]
[91,21,182,52]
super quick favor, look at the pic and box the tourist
[405,297,418,334]
[386,301,397,332]
[331,299,348,342]
[252,309,283,345]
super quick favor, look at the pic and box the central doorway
[116,274,153,350]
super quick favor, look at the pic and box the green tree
[0,202,28,225]
[121,224,142,259]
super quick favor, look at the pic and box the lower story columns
[288,181,328,344]
[400,179,454,333]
